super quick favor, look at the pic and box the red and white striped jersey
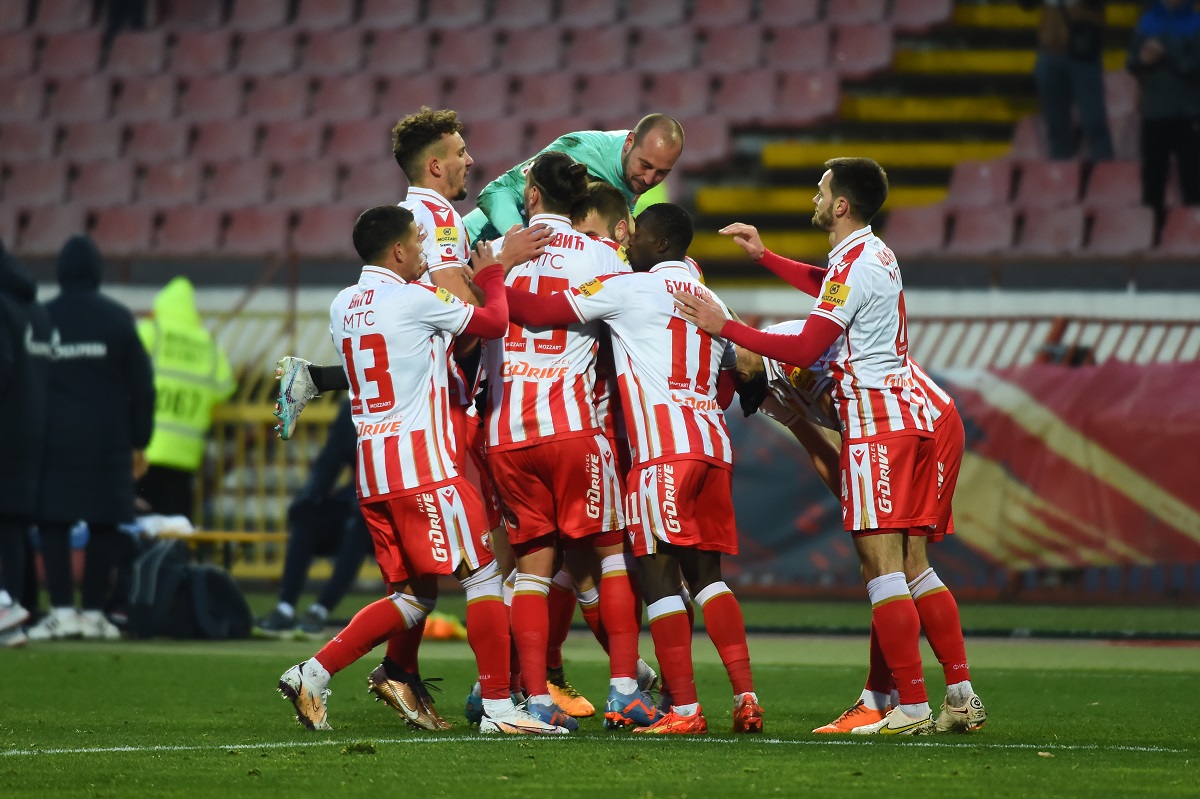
[330,265,476,501]
[566,261,737,469]
[809,226,934,440]
[908,358,953,424]
[401,187,469,274]
[484,214,627,451]
[758,319,840,431]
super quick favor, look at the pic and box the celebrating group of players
[274,106,987,737]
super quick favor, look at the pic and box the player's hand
[718,222,766,261]
[673,290,729,336]
[497,223,552,272]
[470,238,502,275]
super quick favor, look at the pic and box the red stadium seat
[510,73,576,121]
[171,30,232,76]
[1085,206,1155,257]
[113,75,177,122]
[311,74,379,120]
[711,68,778,126]
[156,206,222,255]
[527,115,591,149]
[301,29,364,75]
[191,119,258,162]
[127,120,190,163]
[40,30,103,79]
[692,0,753,26]
[564,26,629,75]
[1154,208,1200,258]
[261,119,325,163]
[89,206,155,257]
[222,207,293,257]
[178,75,245,121]
[891,0,954,32]
[647,70,711,120]
[205,160,270,208]
[4,160,68,205]
[497,28,562,76]
[325,117,393,164]
[0,205,15,244]
[625,0,685,26]
[578,70,645,128]
[244,75,311,121]
[48,76,112,124]
[766,25,830,71]
[945,207,1015,256]
[699,24,764,73]
[772,70,840,126]
[673,115,729,170]
[1103,70,1139,120]
[630,27,695,74]
[1,121,56,162]
[272,160,338,206]
[1010,114,1048,160]
[292,205,360,258]
[294,0,354,31]
[71,161,135,207]
[158,0,223,29]
[831,24,894,79]
[558,0,619,26]
[758,0,820,25]
[236,29,298,76]
[425,0,487,27]
[461,121,525,166]
[0,77,45,122]
[358,0,420,28]
[139,161,204,206]
[59,120,123,162]
[0,0,28,32]
[0,32,36,77]
[16,205,87,257]
[945,160,1013,209]
[1083,160,1141,210]
[432,28,496,76]
[878,205,947,257]
[106,30,168,77]
[32,0,93,33]
[827,0,887,24]
[364,28,429,75]
[227,0,289,32]
[1014,159,1082,210]
[492,0,554,28]
[1013,206,1085,256]
[339,160,405,206]
[378,74,446,117]
[444,73,510,122]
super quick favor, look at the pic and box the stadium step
[839,94,1037,124]
[762,140,1012,170]
[950,2,1139,29]
[690,230,829,263]
[694,185,947,216]
[893,48,1128,75]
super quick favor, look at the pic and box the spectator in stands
[28,236,155,642]
[0,240,52,648]
[1127,0,1200,227]
[1021,0,1115,160]
[256,399,371,637]
[136,277,235,519]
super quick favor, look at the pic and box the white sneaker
[0,602,30,633]
[278,662,332,730]
[479,701,569,735]
[0,626,28,648]
[275,356,317,440]
[79,611,122,640]
[852,705,935,736]
[26,608,82,641]
[935,693,988,732]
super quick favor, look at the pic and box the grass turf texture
[2,634,1196,798]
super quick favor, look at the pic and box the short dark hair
[528,151,590,214]
[391,107,464,182]
[637,202,693,259]
[352,205,416,264]
[631,114,685,148]
[824,157,889,223]
[569,181,630,234]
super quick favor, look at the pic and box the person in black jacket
[0,240,52,648]
[256,399,370,637]
[27,236,155,642]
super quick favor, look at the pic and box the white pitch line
[1,737,1186,757]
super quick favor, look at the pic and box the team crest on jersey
[435,287,455,304]
[577,278,604,297]
[821,280,849,306]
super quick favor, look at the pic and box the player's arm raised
[719,222,826,297]
[459,240,510,339]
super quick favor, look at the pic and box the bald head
[621,114,684,196]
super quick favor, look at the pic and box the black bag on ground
[126,539,253,640]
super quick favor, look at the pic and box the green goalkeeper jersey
[463,128,634,243]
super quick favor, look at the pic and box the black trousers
[39,521,122,611]
[0,515,30,602]
[278,511,370,614]
[1141,117,1200,225]
[136,465,196,518]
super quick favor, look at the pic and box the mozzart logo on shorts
[585,453,602,519]
[871,443,893,514]
[417,492,450,563]
[659,464,682,533]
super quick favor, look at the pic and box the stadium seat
[159,0,223,28]
[578,70,645,128]
[945,207,1015,256]
[156,206,222,255]
[945,160,1013,208]
[40,30,103,79]
[89,206,155,257]
[711,69,778,126]
[364,28,429,75]
[432,28,496,76]
[1083,160,1141,209]
[460,122,525,167]
[47,75,111,122]
[492,0,554,28]
[827,0,887,24]
[0,32,36,77]
[1014,159,1082,210]
[527,115,591,149]
[261,120,325,163]
[16,205,87,257]
[60,119,123,162]
[699,24,764,73]
[0,121,56,162]
[672,115,729,171]
[191,119,259,162]
[647,70,711,120]
[425,0,487,28]
[106,30,168,76]
[443,73,510,122]
[171,30,232,76]
[563,26,629,75]
[0,0,28,32]
[1010,115,1048,160]
[178,75,245,121]
[758,0,820,25]
[831,24,894,79]
[236,29,298,76]
[378,74,446,116]
[325,117,393,164]
[692,0,753,26]
[891,0,954,32]
[497,28,562,76]
[772,70,840,126]
[630,27,695,74]
[339,160,405,206]
[358,0,420,28]
[227,0,289,32]
[0,206,14,244]
[244,75,311,121]
[272,160,338,206]
[311,74,379,120]
[510,73,577,121]
[301,29,364,75]
[71,161,135,207]
[113,75,177,122]
[625,0,685,26]
[1154,208,1200,258]
[558,0,619,26]
[294,0,354,31]
[0,77,45,122]
[32,0,93,33]
[1103,70,1139,120]
[765,25,830,71]
[205,160,270,208]
[1085,206,1155,257]
[127,120,190,163]
[1013,206,1085,256]
[138,161,203,206]
[878,205,947,257]
[291,205,360,258]
[3,160,68,206]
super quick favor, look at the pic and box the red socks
[314,597,403,675]
[599,555,639,680]
[867,572,927,705]
[467,596,511,701]
[545,574,576,671]
[510,573,552,698]
[646,596,697,706]
[385,620,425,673]
[911,570,971,684]
[695,582,754,696]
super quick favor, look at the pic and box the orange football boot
[632,707,709,735]
[812,699,887,734]
[732,694,764,734]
